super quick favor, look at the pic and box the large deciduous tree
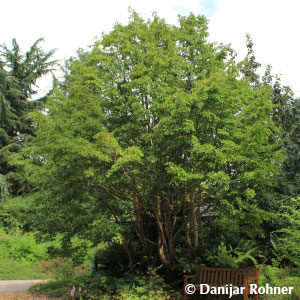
[15,12,284,271]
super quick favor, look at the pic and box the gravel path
[0,280,47,293]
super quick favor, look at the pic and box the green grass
[0,226,60,280]
[0,258,51,280]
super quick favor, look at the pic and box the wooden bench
[184,266,259,300]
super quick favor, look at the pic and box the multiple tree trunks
[183,266,259,300]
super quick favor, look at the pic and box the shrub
[94,241,157,276]
[0,227,51,262]
[259,266,300,300]
[37,257,74,280]
[114,276,172,300]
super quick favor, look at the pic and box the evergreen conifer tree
[0,38,55,200]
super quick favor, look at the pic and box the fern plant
[270,197,300,267]
[206,241,259,268]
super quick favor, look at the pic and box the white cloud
[0,0,204,95]
[208,0,300,95]
[1,0,201,59]
[1,0,299,96]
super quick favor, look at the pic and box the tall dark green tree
[0,38,55,200]
[240,35,261,88]
[239,35,300,266]
[242,36,300,199]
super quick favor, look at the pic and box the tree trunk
[154,196,172,270]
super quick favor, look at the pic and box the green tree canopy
[14,12,284,271]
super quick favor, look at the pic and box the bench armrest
[184,274,197,279]
[183,274,197,300]
[184,274,197,289]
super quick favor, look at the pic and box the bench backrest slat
[196,267,258,286]
[199,268,204,283]
[212,270,218,285]
[227,270,231,283]
[207,269,211,282]
[210,270,214,285]
[220,270,227,285]
[239,272,243,286]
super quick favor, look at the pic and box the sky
[1,0,300,96]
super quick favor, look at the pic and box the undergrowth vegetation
[259,266,300,299]
[30,271,179,300]
[0,227,51,262]
[29,266,300,300]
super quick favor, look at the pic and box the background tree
[238,35,300,266]
[0,39,55,227]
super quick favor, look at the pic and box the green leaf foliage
[13,11,285,271]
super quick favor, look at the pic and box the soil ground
[0,280,54,300]
[0,291,52,299]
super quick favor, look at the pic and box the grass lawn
[0,258,50,280]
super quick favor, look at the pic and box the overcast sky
[1,0,299,96]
